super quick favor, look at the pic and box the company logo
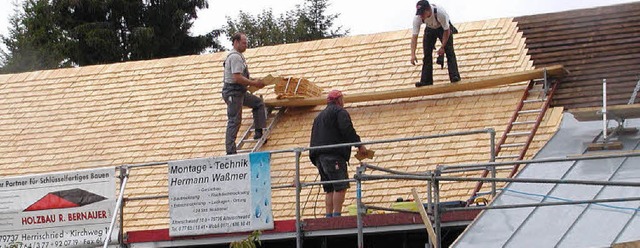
[24,188,107,212]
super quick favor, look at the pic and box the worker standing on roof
[411,0,461,87]
[309,90,367,218]
[222,32,266,155]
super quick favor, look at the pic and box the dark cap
[416,0,430,15]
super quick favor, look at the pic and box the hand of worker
[253,79,265,89]
[437,47,445,56]
[410,54,418,65]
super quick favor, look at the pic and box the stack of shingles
[268,75,323,99]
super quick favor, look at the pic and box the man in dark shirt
[309,90,367,217]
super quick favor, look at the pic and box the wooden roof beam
[265,65,567,107]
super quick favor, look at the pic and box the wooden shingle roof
[515,2,640,109]
[0,17,563,232]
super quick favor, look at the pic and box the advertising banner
[0,167,117,247]
[168,152,273,236]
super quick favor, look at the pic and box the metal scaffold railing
[104,125,640,248]
[107,128,496,247]
[352,151,640,248]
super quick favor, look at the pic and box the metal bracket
[119,165,129,180]
[542,68,549,98]
[628,76,640,105]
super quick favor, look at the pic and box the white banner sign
[168,152,273,236]
[0,167,117,247]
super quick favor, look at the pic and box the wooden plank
[522,20,640,43]
[556,67,640,84]
[411,188,437,248]
[557,94,636,107]
[530,42,640,64]
[554,84,639,101]
[556,81,639,94]
[533,47,640,66]
[265,65,566,107]
[515,3,640,26]
[558,76,640,91]
[587,141,624,151]
[556,98,634,110]
[555,90,634,105]
[516,5,640,25]
[560,68,640,84]
[519,14,640,38]
[612,240,640,248]
[525,25,640,50]
[520,16,640,38]
[528,34,640,55]
[553,54,640,71]
[570,104,640,121]
[528,37,640,57]
[565,58,640,72]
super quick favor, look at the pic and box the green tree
[1,0,69,73]
[300,0,346,40]
[225,0,348,48]
[1,0,223,74]
[52,0,123,65]
[132,0,221,60]
[229,230,261,248]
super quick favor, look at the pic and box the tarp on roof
[453,113,640,247]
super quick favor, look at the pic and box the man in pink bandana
[309,90,367,218]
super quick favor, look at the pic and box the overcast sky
[0,0,638,50]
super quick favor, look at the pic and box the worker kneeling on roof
[411,0,461,87]
[309,90,367,218]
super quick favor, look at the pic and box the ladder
[469,70,559,203]
[236,106,286,154]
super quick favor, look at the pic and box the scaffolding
[104,128,495,246]
[103,127,640,248]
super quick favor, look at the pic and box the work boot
[451,76,461,83]
[253,128,263,140]
[415,81,433,87]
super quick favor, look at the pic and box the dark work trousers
[421,27,460,83]
[222,91,266,154]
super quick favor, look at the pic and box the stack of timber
[249,74,322,99]
[272,76,322,99]
[515,2,640,109]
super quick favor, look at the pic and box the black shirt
[309,103,361,164]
